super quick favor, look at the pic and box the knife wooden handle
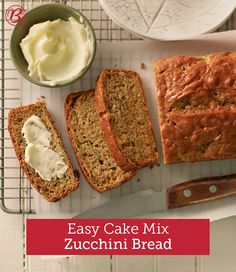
[167,174,236,209]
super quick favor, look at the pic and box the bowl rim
[10,3,97,88]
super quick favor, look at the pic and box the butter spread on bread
[22,115,68,181]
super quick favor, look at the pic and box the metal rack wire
[0,0,235,214]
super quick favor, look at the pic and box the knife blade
[74,174,236,218]
[74,189,166,218]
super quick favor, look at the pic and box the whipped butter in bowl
[10,4,96,87]
[20,17,93,86]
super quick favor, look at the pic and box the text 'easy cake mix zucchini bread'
[65,90,136,192]
[154,52,236,164]
[95,69,159,171]
[8,102,80,202]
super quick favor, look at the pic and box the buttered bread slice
[8,102,80,202]
[95,69,158,171]
[64,90,136,192]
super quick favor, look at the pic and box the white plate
[21,31,236,221]
[99,0,236,40]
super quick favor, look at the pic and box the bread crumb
[37,96,46,103]
[149,162,160,169]
[140,63,145,69]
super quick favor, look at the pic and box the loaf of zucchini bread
[154,52,236,164]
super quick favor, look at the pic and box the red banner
[26,219,210,255]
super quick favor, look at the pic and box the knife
[74,174,236,218]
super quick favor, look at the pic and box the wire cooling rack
[0,0,235,214]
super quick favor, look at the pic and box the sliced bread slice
[95,69,158,171]
[8,102,80,202]
[64,90,136,192]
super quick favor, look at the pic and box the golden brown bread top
[155,52,236,116]
[162,110,236,163]
[154,52,236,164]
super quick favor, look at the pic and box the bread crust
[64,91,136,192]
[154,52,236,164]
[95,69,158,171]
[96,78,134,170]
[8,102,80,202]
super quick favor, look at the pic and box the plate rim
[99,0,236,41]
